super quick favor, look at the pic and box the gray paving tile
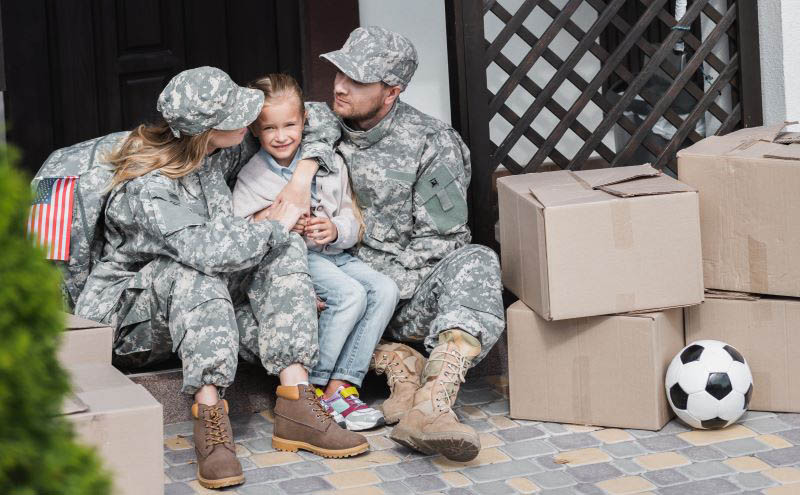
[398,458,439,475]
[500,438,558,459]
[528,470,577,489]
[239,483,282,495]
[232,426,262,442]
[164,483,194,495]
[741,411,776,421]
[278,475,333,494]
[244,466,293,484]
[757,445,800,466]
[547,433,600,450]
[538,489,579,495]
[658,478,741,495]
[732,472,776,490]
[243,437,274,453]
[287,460,330,477]
[164,449,196,465]
[602,440,647,458]
[566,462,622,483]
[743,416,793,434]
[778,428,800,445]
[679,446,726,462]
[540,423,568,435]
[496,425,546,443]
[642,468,690,486]
[461,419,494,433]
[402,474,448,492]
[165,464,197,482]
[164,421,194,437]
[611,458,644,474]
[658,421,692,435]
[375,464,407,481]
[574,483,605,495]
[678,460,734,480]
[463,459,540,482]
[239,458,256,471]
[777,413,800,427]
[479,399,510,415]
[472,480,515,495]
[636,434,690,452]
[379,480,414,495]
[625,428,658,438]
[715,438,771,457]
[445,488,478,495]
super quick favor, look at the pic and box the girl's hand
[291,214,309,235]
[305,217,338,245]
[274,159,318,214]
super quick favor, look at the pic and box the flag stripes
[27,176,77,261]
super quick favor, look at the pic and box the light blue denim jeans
[307,251,400,387]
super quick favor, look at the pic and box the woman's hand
[305,217,338,245]
[253,202,304,232]
[274,159,319,214]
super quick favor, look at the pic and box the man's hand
[305,217,338,245]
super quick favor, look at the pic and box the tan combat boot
[272,384,369,458]
[370,341,426,424]
[192,400,244,489]
[390,330,481,462]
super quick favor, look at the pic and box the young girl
[233,74,400,431]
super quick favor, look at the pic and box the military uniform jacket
[305,101,472,300]
[73,132,334,329]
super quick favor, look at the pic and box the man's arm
[395,129,472,270]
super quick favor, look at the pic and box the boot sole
[389,424,435,455]
[197,471,245,489]
[271,437,369,458]
[420,433,481,462]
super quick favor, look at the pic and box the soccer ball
[665,340,753,429]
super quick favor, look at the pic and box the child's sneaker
[315,388,346,428]
[321,385,385,431]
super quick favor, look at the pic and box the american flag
[28,176,77,261]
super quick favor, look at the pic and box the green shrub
[0,145,111,494]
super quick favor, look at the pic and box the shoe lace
[425,348,468,413]
[204,408,230,447]
[307,394,334,424]
[371,352,409,388]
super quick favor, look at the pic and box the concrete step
[127,334,509,424]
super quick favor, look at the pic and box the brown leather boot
[192,400,244,489]
[370,341,426,424]
[390,330,482,462]
[272,384,369,458]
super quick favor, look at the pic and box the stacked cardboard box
[60,314,164,495]
[678,122,800,413]
[498,164,704,430]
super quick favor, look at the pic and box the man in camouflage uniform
[60,67,367,489]
[300,27,505,462]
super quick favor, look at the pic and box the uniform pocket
[149,193,205,237]
[416,167,468,234]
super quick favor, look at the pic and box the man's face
[332,71,388,122]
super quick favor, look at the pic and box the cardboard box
[64,363,164,495]
[678,122,800,297]
[498,164,704,320]
[507,301,684,430]
[685,291,800,412]
[59,313,113,367]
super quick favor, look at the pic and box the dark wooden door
[2,0,302,174]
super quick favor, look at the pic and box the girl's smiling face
[251,94,305,166]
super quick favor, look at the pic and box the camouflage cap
[321,26,418,87]
[157,66,265,138]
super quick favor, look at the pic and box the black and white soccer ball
[665,340,753,429]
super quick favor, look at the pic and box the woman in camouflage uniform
[72,67,368,490]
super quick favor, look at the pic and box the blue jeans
[307,251,400,387]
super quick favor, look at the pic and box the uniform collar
[340,101,400,148]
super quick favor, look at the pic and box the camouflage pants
[113,235,318,394]
[385,244,505,364]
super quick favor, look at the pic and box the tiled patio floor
[163,375,800,494]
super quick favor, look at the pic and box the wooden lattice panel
[483,0,747,174]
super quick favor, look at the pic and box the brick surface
[160,376,800,495]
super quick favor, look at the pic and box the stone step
[127,335,509,424]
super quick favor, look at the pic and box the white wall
[758,0,800,127]
[357,0,451,124]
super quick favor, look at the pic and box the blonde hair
[248,73,304,114]
[106,122,213,189]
